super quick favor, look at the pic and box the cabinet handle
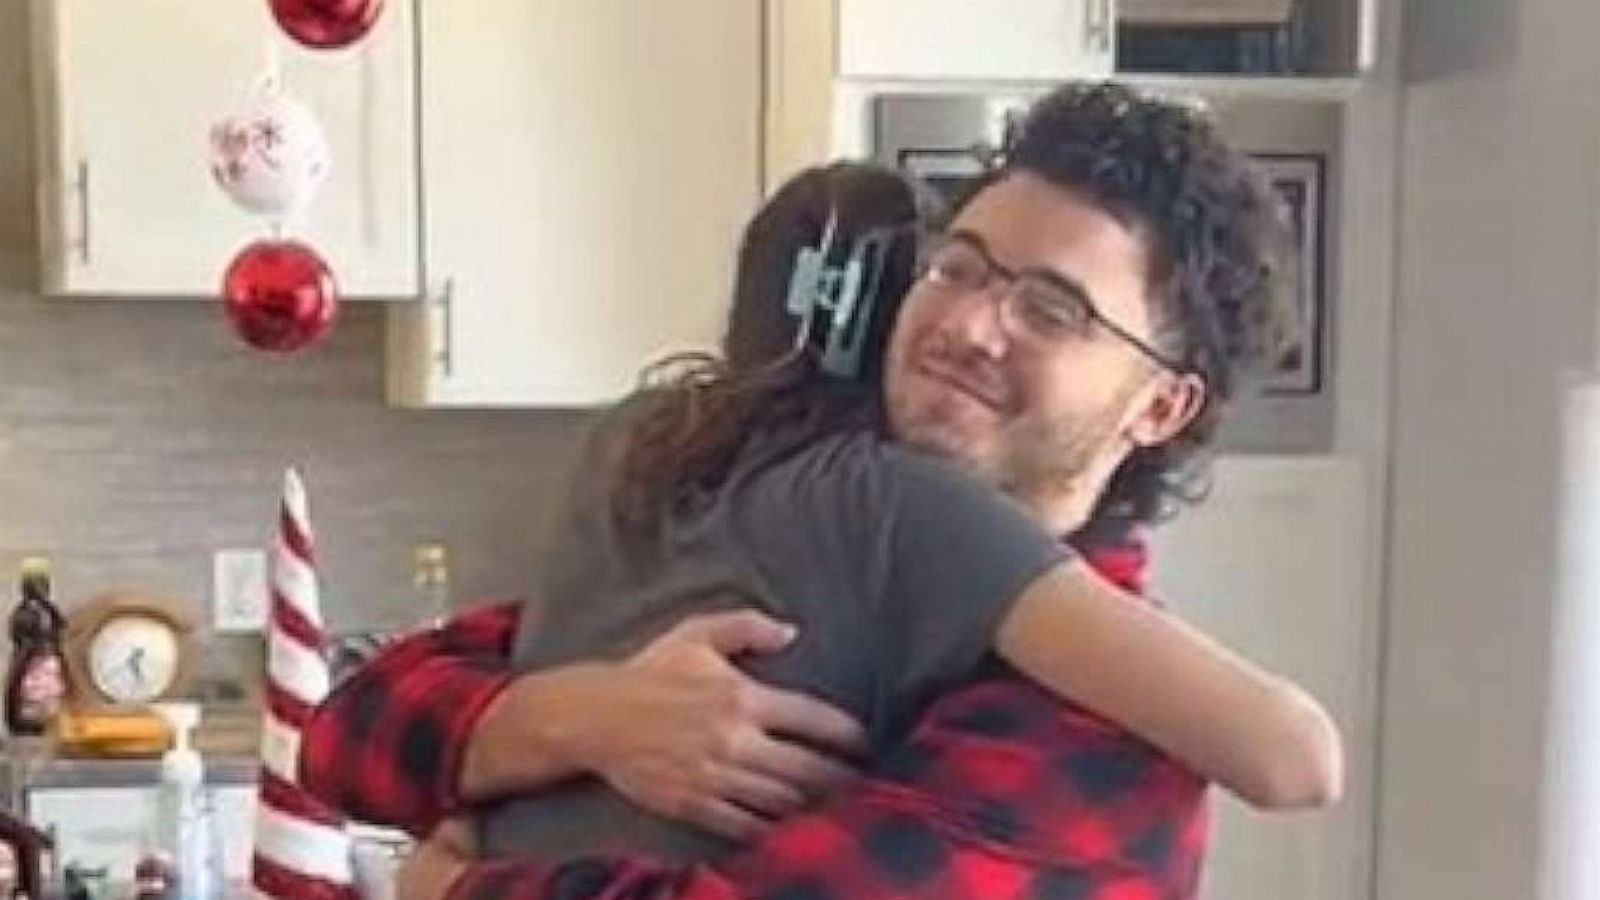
[434,277,455,378]
[1083,0,1113,56]
[73,160,91,266]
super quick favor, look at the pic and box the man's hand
[396,819,476,900]
[463,609,864,842]
[590,610,866,839]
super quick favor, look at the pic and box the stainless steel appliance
[870,94,1036,205]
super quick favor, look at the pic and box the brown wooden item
[62,593,197,712]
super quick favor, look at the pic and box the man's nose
[939,282,1011,358]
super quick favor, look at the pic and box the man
[302,82,1323,899]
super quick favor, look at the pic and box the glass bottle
[5,557,68,737]
[412,542,451,628]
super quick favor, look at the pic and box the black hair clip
[785,215,899,379]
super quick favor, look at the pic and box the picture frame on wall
[1252,152,1327,396]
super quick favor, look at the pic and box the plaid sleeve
[299,601,520,833]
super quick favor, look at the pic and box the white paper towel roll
[1541,374,1600,899]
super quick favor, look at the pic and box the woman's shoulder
[758,429,940,484]
[744,429,1016,524]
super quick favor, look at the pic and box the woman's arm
[398,819,744,900]
[995,559,1344,810]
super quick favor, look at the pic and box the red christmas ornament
[268,0,385,50]
[222,240,339,353]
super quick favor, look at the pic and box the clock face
[87,615,181,705]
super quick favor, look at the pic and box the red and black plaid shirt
[301,538,1212,900]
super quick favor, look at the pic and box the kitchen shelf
[1118,73,1363,103]
[832,73,1363,107]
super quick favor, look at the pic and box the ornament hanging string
[260,36,287,241]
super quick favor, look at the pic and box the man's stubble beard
[994,400,1128,533]
[886,361,1150,532]
[981,372,1150,533]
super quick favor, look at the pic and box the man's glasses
[916,231,1187,373]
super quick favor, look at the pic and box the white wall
[1152,457,1375,900]
[1381,0,1600,897]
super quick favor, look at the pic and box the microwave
[870,93,1037,207]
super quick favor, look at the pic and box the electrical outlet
[213,549,268,633]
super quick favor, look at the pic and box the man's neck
[1018,483,1098,537]
[1018,450,1126,536]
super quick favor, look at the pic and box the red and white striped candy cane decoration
[251,469,357,900]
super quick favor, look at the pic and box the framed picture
[1252,153,1327,395]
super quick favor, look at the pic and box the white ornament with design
[208,83,331,221]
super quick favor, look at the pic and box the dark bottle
[5,557,68,737]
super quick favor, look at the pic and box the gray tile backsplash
[0,251,592,629]
[0,2,595,632]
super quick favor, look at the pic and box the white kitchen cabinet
[30,0,420,298]
[836,0,1114,81]
[25,783,258,882]
[763,0,1116,192]
[1149,457,1378,900]
[385,0,761,407]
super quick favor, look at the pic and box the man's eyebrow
[1024,266,1097,310]
[948,227,1101,310]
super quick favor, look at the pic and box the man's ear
[1125,372,1206,449]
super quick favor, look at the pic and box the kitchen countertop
[1,738,258,809]
[4,754,260,789]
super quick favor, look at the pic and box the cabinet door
[836,0,1114,81]
[390,0,760,407]
[33,0,419,298]
[26,784,257,882]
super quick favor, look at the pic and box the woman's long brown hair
[608,163,929,534]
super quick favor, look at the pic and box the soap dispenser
[150,703,224,900]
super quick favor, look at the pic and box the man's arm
[394,531,1206,900]
[461,611,864,839]
[399,820,743,900]
[301,602,523,831]
[302,606,864,838]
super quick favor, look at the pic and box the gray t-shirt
[481,417,1069,861]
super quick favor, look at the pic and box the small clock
[65,594,196,710]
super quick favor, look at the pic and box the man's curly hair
[994,82,1297,530]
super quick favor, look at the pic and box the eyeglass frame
[913,229,1190,374]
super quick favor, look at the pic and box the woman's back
[482,410,1068,860]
